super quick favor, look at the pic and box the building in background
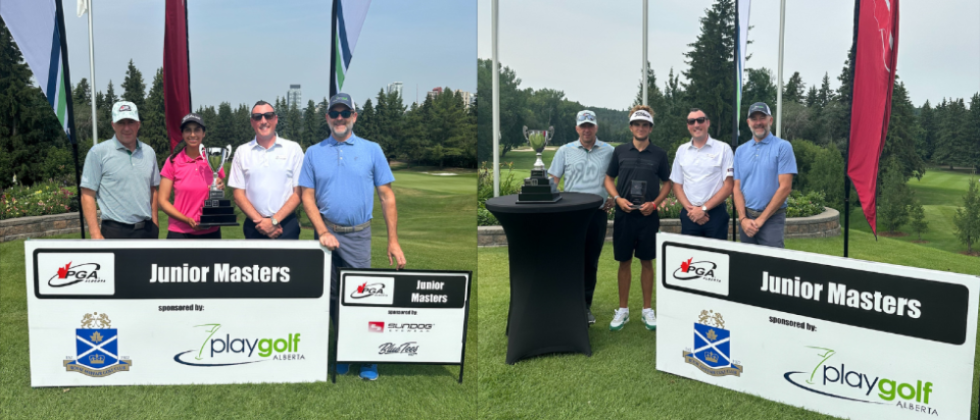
[387,81,403,99]
[287,84,302,109]
[456,89,474,109]
[426,87,444,101]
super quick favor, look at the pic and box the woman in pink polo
[158,113,225,239]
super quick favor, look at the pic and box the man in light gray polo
[670,108,734,240]
[548,110,615,326]
[80,101,161,239]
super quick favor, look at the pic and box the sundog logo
[664,246,729,296]
[387,323,433,333]
[784,347,938,415]
[368,322,385,333]
[343,276,395,305]
[673,258,721,283]
[37,253,115,295]
[173,324,305,366]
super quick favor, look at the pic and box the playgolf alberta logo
[37,252,115,295]
[344,276,395,305]
[173,324,305,366]
[64,312,132,377]
[664,245,729,296]
[682,310,743,377]
[784,347,938,415]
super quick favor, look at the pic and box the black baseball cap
[328,93,355,110]
[748,102,772,118]
[180,113,206,131]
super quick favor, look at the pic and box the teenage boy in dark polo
[603,105,671,331]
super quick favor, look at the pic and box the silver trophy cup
[202,144,232,200]
[523,125,554,171]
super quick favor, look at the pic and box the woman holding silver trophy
[157,113,226,239]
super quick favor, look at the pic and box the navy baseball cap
[328,93,355,110]
[748,102,771,118]
[180,113,206,131]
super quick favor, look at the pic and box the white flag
[77,0,88,17]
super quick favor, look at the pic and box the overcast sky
[477,0,980,110]
[62,0,476,110]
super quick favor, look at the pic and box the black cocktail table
[485,192,603,364]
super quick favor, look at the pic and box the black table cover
[485,192,603,364]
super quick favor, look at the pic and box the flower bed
[1,181,80,220]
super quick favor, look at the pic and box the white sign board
[656,233,979,420]
[336,270,471,365]
[26,240,331,387]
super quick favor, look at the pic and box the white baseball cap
[112,101,139,123]
[629,109,654,125]
[576,110,597,126]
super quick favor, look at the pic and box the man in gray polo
[548,110,614,326]
[80,101,161,239]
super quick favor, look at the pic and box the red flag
[848,0,899,237]
[163,0,191,151]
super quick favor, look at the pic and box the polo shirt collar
[687,136,716,150]
[755,132,774,145]
[328,133,359,146]
[112,136,141,152]
[576,138,602,150]
[629,139,652,152]
[177,148,204,163]
[250,135,282,150]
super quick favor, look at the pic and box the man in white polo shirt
[670,108,734,240]
[548,110,614,326]
[229,100,304,239]
[80,101,160,239]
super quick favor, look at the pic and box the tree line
[1,19,476,190]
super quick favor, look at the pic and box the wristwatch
[701,205,708,212]
[271,217,279,227]
[614,196,621,200]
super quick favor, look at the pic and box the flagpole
[86,0,97,145]
[844,0,861,258]
[56,0,86,239]
[329,0,338,97]
[184,0,191,112]
[641,0,647,106]
[491,0,500,197]
[731,0,740,242]
[775,0,785,137]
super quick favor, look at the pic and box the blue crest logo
[64,313,132,377]
[682,310,743,377]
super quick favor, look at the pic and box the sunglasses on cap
[577,113,596,123]
[686,117,707,125]
[328,110,353,119]
[250,112,276,121]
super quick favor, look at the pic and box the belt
[745,207,785,218]
[102,219,152,230]
[324,219,370,233]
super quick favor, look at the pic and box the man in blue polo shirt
[548,110,614,326]
[299,92,406,381]
[733,102,797,248]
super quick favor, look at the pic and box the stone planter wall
[478,207,840,248]
[0,212,100,243]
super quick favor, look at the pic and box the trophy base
[518,169,562,203]
[199,196,240,227]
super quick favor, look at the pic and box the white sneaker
[642,309,657,330]
[610,309,629,331]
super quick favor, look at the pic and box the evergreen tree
[477,59,528,161]
[804,85,818,108]
[739,67,777,142]
[881,81,925,180]
[234,103,252,146]
[952,178,980,253]
[933,98,971,169]
[142,68,169,165]
[877,158,911,233]
[214,102,235,147]
[315,97,331,141]
[682,0,734,141]
[969,93,980,171]
[72,78,93,145]
[285,101,301,141]
[97,81,118,140]
[916,100,936,161]
[302,99,318,148]
[783,71,805,104]
[908,197,928,242]
[357,99,376,143]
[121,59,146,112]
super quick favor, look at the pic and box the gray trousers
[315,225,372,323]
[738,211,787,248]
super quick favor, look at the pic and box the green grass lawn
[848,169,979,254]
[477,231,980,419]
[0,168,477,419]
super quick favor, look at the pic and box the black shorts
[612,209,659,261]
[166,229,222,239]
